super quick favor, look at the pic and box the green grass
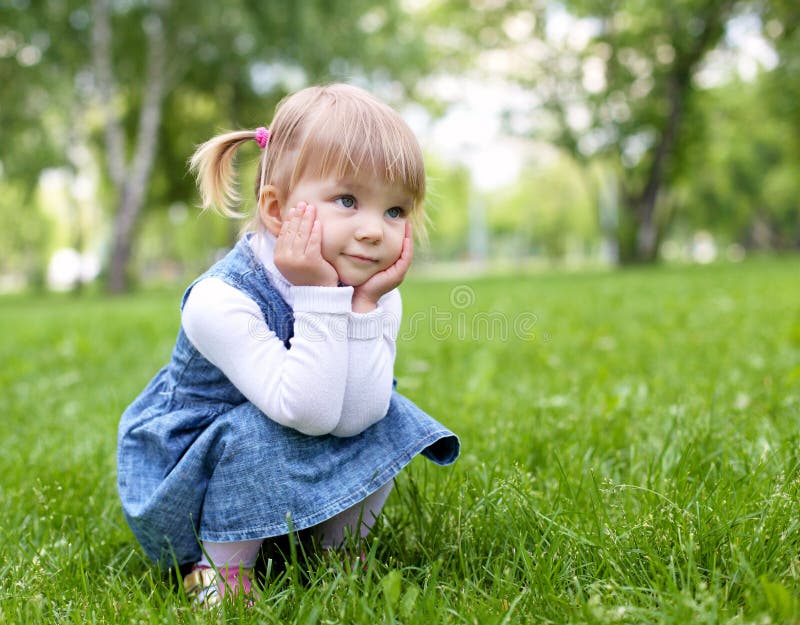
[2,257,800,624]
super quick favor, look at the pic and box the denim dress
[117,235,460,568]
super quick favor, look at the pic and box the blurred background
[1,0,798,294]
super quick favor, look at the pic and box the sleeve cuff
[349,306,400,340]
[291,285,354,313]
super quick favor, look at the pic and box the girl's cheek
[319,240,335,262]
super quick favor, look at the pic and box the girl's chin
[336,271,375,288]
[337,277,366,288]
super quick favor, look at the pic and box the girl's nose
[355,213,383,242]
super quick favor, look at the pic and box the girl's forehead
[301,172,414,201]
[295,156,410,186]
[287,141,423,204]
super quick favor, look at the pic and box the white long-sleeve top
[181,233,402,438]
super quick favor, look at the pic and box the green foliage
[0,1,83,181]
[2,258,800,622]
[424,156,472,260]
[427,0,799,259]
[3,0,800,285]
[0,180,52,287]
[133,205,237,285]
[488,153,598,259]
[675,77,800,248]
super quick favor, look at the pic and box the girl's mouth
[344,254,379,264]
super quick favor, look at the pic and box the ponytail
[188,130,259,218]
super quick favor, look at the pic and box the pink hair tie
[255,127,270,148]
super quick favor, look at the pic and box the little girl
[117,83,459,607]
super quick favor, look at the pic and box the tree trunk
[107,186,140,292]
[629,72,686,263]
[93,0,168,293]
[622,2,735,263]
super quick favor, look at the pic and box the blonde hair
[189,84,427,239]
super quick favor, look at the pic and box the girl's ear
[258,185,284,236]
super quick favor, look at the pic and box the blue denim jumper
[117,235,460,568]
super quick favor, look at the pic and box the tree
[527,0,738,262]
[424,0,764,262]
[91,0,167,292]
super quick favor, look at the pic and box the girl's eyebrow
[335,178,363,191]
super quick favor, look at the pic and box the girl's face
[267,173,413,287]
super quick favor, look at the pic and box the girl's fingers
[401,221,414,263]
[294,204,316,254]
[286,204,303,249]
[308,219,323,256]
[390,221,414,274]
[277,206,298,246]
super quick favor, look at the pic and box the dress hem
[197,428,457,543]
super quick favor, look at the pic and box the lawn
[1,257,799,624]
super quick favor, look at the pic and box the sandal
[183,564,257,608]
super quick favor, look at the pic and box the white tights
[197,481,393,569]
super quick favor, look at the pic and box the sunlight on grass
[1,258,799,623]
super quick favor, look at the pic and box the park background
[2,0,799,292]
[2,1,800,624]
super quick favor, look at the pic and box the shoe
[183,564,257,608]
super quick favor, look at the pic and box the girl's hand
[274,202,338,287]
[352,221,414,312]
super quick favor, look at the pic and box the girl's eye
[336,195,356,209]
[386,206,405,219]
